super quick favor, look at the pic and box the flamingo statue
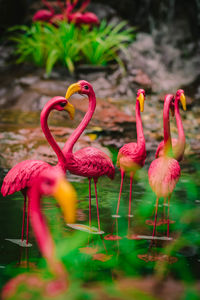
[146,89,186,226]
[155,89,186,162]
[1,97,75,245]
[148,94,181,239]
[66,0,99,26]
[63,80,115,233]
[33,0,55,22]
[115,89,146,219]
[2,169,77,300]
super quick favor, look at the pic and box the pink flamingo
[63,80,115,233]
[147,89,186,226]
[155,89,186,162]
[2,169,76,300]
[115,89,146,219]
[66,0,99,26]
[33,0,55,22]
[1,97,75,245]
[148,94,181,239]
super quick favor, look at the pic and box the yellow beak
[64,101,75,120]
[180,93,186,111]
[138,93,145,112]
[65,83,81,100]
[53,178,77,224]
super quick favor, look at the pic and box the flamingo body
[66,147,114,180]
[148,157,180,198]
[117,142,146,173]
[33,10,54,22]
[69,12,99,25]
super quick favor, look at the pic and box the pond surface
[0,109,200,299]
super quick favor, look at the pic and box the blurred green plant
[9,21,135,75]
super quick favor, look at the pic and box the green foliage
[9,21,135,75]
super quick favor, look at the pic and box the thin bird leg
[128,173,133,217]
[116,169,125,216]
[167,195,171,238]
[26,196,30,245]
[152,197,159,238]
[163,197,166,223]
[94,179,101,232]
[88,178,92,227]
[21,191,27,242]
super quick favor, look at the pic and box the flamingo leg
[116,169,125,216]
[167,195,171,238]
[128,174,133,217]
[26,197,30,245]
[163,197,166,223]
[21,191,27,242]
[152,197,159,238]
[88,178,92,227]
[93,179,101,232]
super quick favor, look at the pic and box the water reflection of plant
[9,20,135,75]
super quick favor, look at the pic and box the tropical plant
[9,20,135,75]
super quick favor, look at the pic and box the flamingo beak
[138,93,145,112]
[180,93,186,111]
[65,83,81,100]
[53,178,77,224]
[64,101,75,120]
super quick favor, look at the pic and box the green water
[0,160,200,295]
[0,110,200,299]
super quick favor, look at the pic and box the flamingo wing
[33,10,54,22]
[1,160,49,196]
[66,147,115,179]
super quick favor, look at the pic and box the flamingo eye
[84,85,89,90]
[60,102,66,107]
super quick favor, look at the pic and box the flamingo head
[65,80,93,99]
[136,89,145,112]
[39,169,77,224]
[51,96,75,120]
[176,89,186,111]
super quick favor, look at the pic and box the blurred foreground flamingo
[2,169,76,300]
[1,97,75,245]
[63,80,115,233]
[156,89,186,162]
[33,0,55,22]
[148,94,181,239]
[115,89,146,218]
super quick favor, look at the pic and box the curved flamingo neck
[175,99,185,150]
[163,95,173,156]
[29,186,66,278]
[135,100,145,149]
[66,0,78,14]
[63,90,96,155]
[40,100,66,171]
[42,0,54,13]
[79,0,90,12]
[29,187,57,274]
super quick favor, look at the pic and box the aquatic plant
[9,20,135,75]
